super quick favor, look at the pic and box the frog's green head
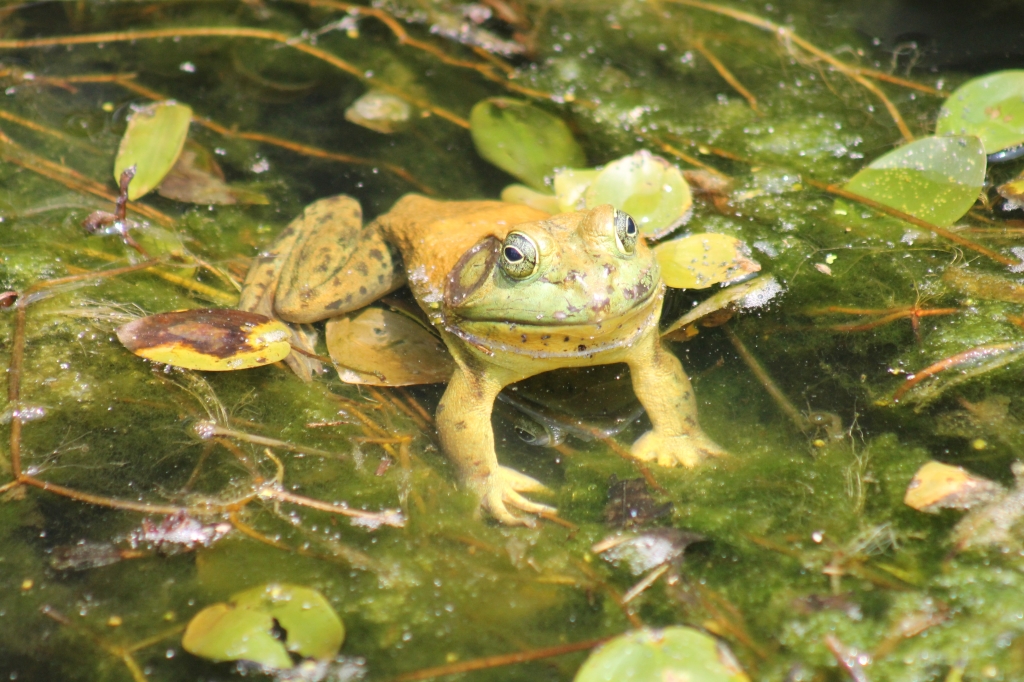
[443,204,662,359]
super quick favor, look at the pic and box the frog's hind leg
[239,216,321,381]
[275,195,405,323]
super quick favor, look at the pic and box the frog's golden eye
[500,231,539,279]
[614,210,638,255]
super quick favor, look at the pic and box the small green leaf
[574,627,750,682]
[344,89,412,134]
[654,233,760,289]
[182,584,344,670]
[470,98,585,191]
[231,584,345,660]
[182,602,294,669]
[114,101,192,200]
[936,70,1024,154]
[843,135,986,227]
[553,167,600,212]
[500,184,561,213]
[584,151,692,238]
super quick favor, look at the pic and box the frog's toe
[630,431,726,468]
[479,470,556,525]
[498,466,550,493]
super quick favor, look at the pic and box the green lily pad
[182,602,294,669]
[470,98,586,191]
[182,583,344,670]
[500,184,561,213]
[653,233,760,289]
[231,584,345,660]
[113,100,193,200]
[553,167,601,212]
[936,70,1024,154]
[843,135,986,227]
[584,151,692,238]
[574,627,750,682]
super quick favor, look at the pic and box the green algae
[1,2,1024,682]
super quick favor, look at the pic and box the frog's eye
[614,210,638,255]
[500,231,539,279]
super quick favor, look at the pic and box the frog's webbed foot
[476,466,554,526]
[630,431,727,468]
[283,324,323,382]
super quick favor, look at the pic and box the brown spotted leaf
[158,145,269,205]
[117,309,292,371]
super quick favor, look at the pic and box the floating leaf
[843,135,986,227]
[661,275,782,339]
[470,98,586,191]
[936,70,1024,154]
[950,463,1024,552]
[114,101,192,200]
[231,584,344,660]
[553,167,601,212]
[654,233,760,290]
[158,144,269,205]
[325,307,453,386]
[182,584,343,669]
[574,627,749,682]
[584,151,692,238]
[344,89,412,134]
[500,184,560,213]
[183,602,293,669]
[904,461,1003,513]
[117,309,292,371]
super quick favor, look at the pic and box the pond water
[3,1,1024,680]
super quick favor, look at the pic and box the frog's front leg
[436,366,553,525]
[627,329,726,467]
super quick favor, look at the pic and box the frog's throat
[440,287,664,360]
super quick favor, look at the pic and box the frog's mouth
[442,284,664,360]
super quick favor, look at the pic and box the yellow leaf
[325,307,454,386]
[654,233,760,289]
[117,309,292,371]
[904,461,1003,513]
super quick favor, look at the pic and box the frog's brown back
[375,194,550,298]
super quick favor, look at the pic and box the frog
[239,193,725,524]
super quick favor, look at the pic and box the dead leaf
[904,461,1003,513]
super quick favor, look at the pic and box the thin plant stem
[0,28,470,128]
[390,637,610,682]
[112,77,434,194]
[691,37,760,112]
[722,323,809,434]
[667,0,928,139]
[808,179,1015,267]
